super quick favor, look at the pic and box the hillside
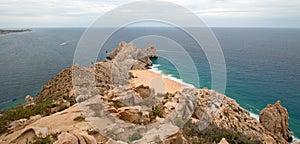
[0,42,294,144]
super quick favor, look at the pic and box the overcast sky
[1,0,300,28]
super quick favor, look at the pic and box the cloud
[0,0,299,27]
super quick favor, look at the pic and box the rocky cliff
[260,100,293,142]
[0,42,294,144]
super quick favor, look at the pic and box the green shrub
[29,132,60,144]
[108,99,126,109]
[182,120,260,144]
[0,96,75,134]
[73,115,85,122]
[149,105,164,121]
[128,132,142,142]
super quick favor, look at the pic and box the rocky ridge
[0,41,294,144]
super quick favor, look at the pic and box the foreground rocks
[260,100,293,142]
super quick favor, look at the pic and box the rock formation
[25,95,34,106]
[260,100,293,142]
[0,41,296,144]
[33,66,73,103]
[145,44,158,58]
[219,138,229,144]
[134,85,152,98]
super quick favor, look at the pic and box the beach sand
[129,70,183,94]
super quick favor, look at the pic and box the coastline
[0,41,298,143]
[148,64,261,120]
[0,29,32,35]
[148,64,300,143]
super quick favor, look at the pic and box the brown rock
[25,115,42,125]
[25,95,34,105]
[187,88,288,143]
[106,41,126,59]
[33,66,73,103]
[72,132,87,144]
[145,44,158,58]
[219,138,229,144]
[134,123,180,143]
[163,130,188,144]
[8,118,27,132]
[117,106,143,124]
[80,132,97,144]
[134,85,152,98]
[54,132,78,144]
[72,131,97,144]
[164,102,177,111]
[261,135,277,144]
[260,100,293,142]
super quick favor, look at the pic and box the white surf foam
[59,41,67,46]
[292,136,300,144]
[149,63,300,143]
[149,64,194,88]
[249,112,260,121]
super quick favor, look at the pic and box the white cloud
[0,0,299,27]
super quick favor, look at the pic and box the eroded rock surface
[260,100,293,142]
[0,41,295,144]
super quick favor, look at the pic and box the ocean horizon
[0,27,299,138]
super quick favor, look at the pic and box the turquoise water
[0,27,299,138]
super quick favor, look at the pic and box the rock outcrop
[134,85,152,98]
[219,138,229,144]
[260,100,293,142]
[33,41,158,104]
[33,66,73,103]
[145,44,158,58]
[0,41,296,144]
[25,95,34,106]
[54,131,97,144]
[106,42,157,86]
[188,88,290,144]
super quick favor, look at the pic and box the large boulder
[259,100,293,142]
[134,85,152,98]
[134,123,180,143]
[145,44,158,58]
[219,138,229,144]
[54,132,78,144]
[25,95,34,106]
[13,126,49,143]
[8,118,27,132]
[117,106,150,124]
[106,41,126,60]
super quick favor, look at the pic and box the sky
[0,0,300,28]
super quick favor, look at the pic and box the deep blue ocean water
[0,27,299,138]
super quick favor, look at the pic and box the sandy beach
[129,70,183,94]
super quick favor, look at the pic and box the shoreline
[145,64,263,120]
[0,29,32,35]
[147,64,300,143]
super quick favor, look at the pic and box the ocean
[0,27,299,138]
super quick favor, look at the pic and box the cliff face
[260,100,293,142]
[34,67,73,103]
[0,42,294,144]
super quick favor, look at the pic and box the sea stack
[260,100,293,142]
